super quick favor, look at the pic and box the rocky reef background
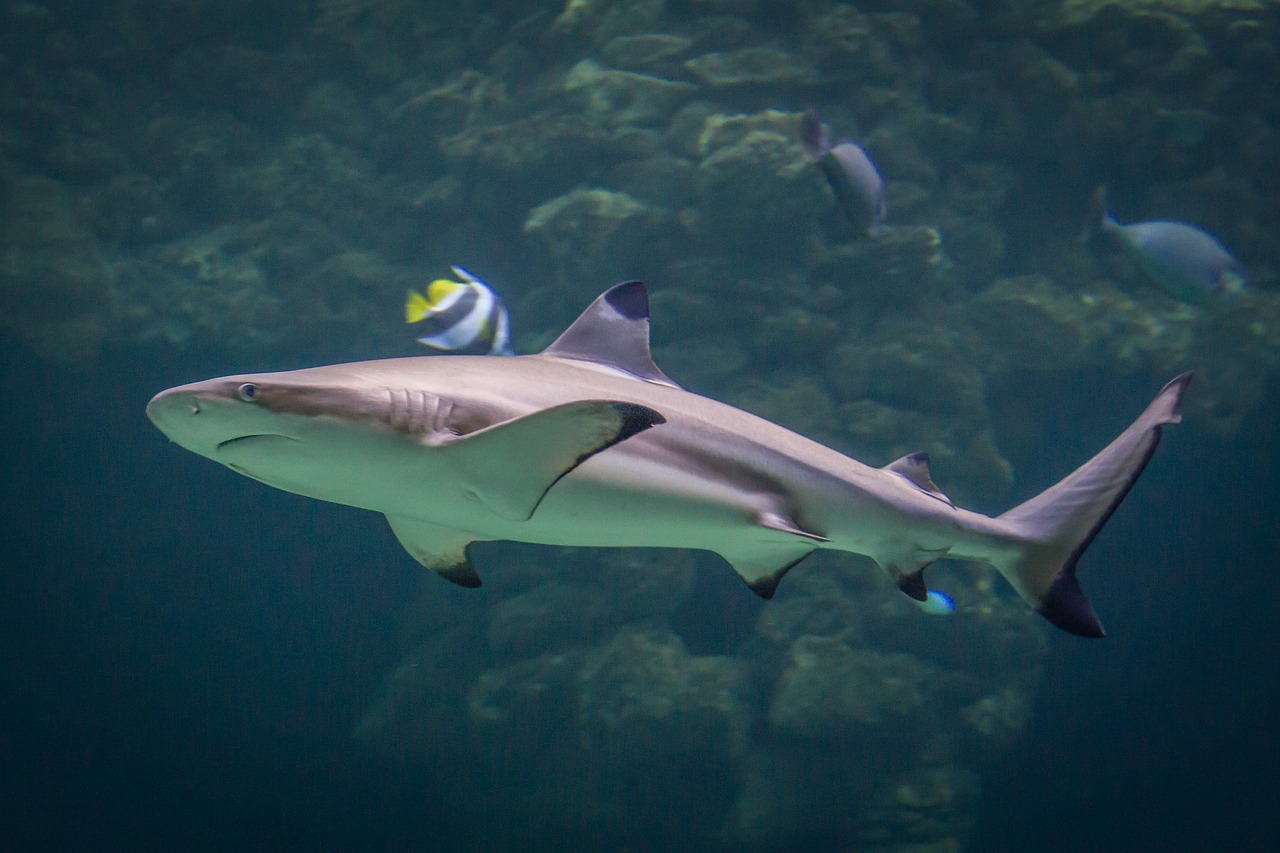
[3,1,1279,851]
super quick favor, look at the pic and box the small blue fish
[405,266,512,355]
[1089,186,1245,306]
[916,590,955,616]
[800,106,886,237]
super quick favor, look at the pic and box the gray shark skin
[147,281,1190,638]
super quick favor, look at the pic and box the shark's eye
[237,383,260,402]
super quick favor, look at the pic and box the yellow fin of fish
[406,279,466,323]
[405,289,432,323]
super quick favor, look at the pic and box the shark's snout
[146,388,215,458]
[147,383,271,460]
[146,388,197,435]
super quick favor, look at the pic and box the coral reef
[0,175,113,364]
[6,1,1274,438]
[357,545,1045,850]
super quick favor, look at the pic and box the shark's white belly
[219,400,1009,585]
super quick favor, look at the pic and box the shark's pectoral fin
[719,544,819,599]
[386,515,483,587]
[436,400,665,522]
[874,545,950,602]
[883,452,953,507]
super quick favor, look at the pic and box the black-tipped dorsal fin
[883,451,953,507]
[541,281,681,388]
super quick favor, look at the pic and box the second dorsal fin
[883,451,953,507]
[541,281,680,388]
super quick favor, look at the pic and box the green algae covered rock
[769,637,938,735]
[578,623,750,758]
[755,572,866,648]
[562,59,697,128]
[523,186,677,303]
[485,582,615,657]
[600,32,694,74]
[685,47,819,87]
[0,176,112,364]
[692,110,825,251]
[468,651,583,728]
[853,766,981,850]
[969,274,1098,372]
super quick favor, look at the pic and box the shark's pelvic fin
[993,372,1192,637]
[434,399,665,521]
[756,510,829,542]
[540,281,682,388]
[883,451,953,507]
[386,515,483,587]
[720,543,819,599]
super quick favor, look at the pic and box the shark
[147,281,1190,637]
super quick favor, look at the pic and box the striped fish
[405,266,512,355]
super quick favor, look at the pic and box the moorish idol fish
[405,266,512,355]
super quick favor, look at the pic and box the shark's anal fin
[883,452,953,507]
[540,281,681,388]
[386,515,483,587]
[874,546,951,602]
[437,399,665,522]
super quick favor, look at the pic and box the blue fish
[1089,186,1245,306]
[916,590,955,616]
[800,106,886,237]
[405,266,512,355]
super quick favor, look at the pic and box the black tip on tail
[1040,568,1105,638]
[603,280,649,321]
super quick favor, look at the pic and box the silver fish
[801,107,887,237]
[1090,186,1245,306]
[148,281,1190,638]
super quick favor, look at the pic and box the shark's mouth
[215,433,300,455]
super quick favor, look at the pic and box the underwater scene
[3,0,1280,850]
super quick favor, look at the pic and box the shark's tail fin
[991,373,1191,637]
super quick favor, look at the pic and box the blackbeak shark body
[147,281,1190,637]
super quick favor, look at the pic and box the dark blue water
[970,370,1280,852]
[4,342,1279,852]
